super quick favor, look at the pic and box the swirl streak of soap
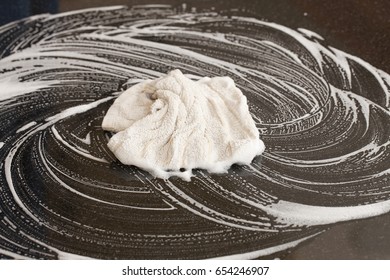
[0,6,389,259]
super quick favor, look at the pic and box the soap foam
[1,6,390,259]
[102,69,265,180]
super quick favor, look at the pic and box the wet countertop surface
[0,1,389,259]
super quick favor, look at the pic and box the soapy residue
[102,69,264,180]
[0,6,389,259]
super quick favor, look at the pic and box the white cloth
[102,69,264,180]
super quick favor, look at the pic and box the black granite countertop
[0,0,389,259]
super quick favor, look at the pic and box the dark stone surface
[0,1,388,259]
[57,0,390,260]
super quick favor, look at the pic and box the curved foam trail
[212,232,322,260]
[270,200,390,226]
[0,6,389,259]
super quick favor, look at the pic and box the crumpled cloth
[102,69,264,180]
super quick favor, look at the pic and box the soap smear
[102,69,265,180]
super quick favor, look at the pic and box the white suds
[102,70,265,180]
[16,121,37,133]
